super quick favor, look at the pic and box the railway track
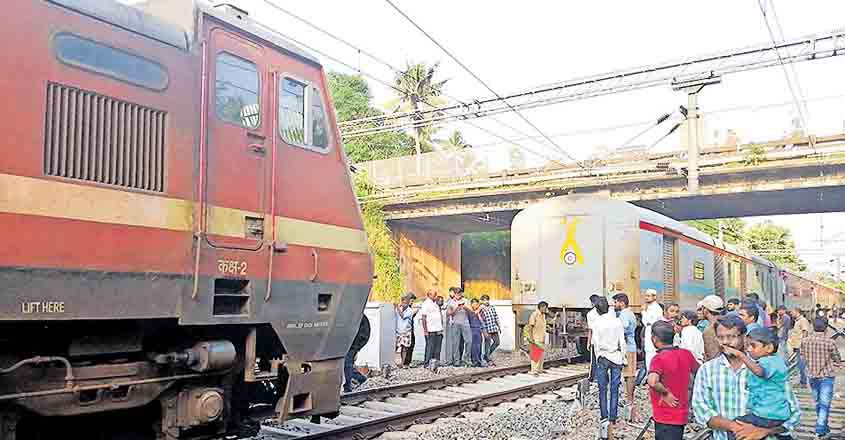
[257,360,590,440]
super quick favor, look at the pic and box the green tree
[327,73,415,163]
[353,171,402,302]
[744,221,806,271]
[442,130,471,150]
[685,219,806,271]
[389,62,448,160]
[684,219,747,245]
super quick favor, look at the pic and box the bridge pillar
[392,224,461,297]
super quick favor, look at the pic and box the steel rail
[271,365,589,440]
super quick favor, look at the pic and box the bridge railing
[355,133,845,193]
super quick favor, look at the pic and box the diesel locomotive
[0,0,372,438]
[511,196,842,346]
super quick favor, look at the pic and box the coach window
[215,52,260,129]
[279,78,306,144]
[279,78,331,152]
[53,33,168,91]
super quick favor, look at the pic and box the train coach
[0,0,372,438]
[511,196,841,347]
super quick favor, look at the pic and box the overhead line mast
[341,28,845,138]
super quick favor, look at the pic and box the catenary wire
[382,0,587,170]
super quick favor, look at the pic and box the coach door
[192,26,270,320]
[204,29,268,250]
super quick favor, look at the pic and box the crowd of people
[393,287,503,372]
[586,288,843,440]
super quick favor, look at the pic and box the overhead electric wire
[757,0,809,132]
[259,0,568,165]
[382,0,586,170]
[250,6,568,167]
[766,0,811,123]
[467,91,845,151]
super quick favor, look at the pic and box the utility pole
[672,75,721,194]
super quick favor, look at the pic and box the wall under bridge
[391,223,461,297]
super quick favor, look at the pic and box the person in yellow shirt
[526,301,549,375]
[787,308,811,387]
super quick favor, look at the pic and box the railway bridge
[358,134,845,295]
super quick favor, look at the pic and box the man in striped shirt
[479,294,501,366]
[800,317,843,439]
[692,316,801,440]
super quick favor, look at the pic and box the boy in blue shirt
[722,327,791,440]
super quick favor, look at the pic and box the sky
[140,0,845,275]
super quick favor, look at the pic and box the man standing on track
[592,297,626,439]
[479,294,501,366]
[775,305,792,361]
[446,287,472,367]
[587,294,601,382]
[788,307,811,388]
[643,289,664,369]
[799,317,843,439]
[420,289,444,371]
[526,301,549,375]
[613,292,639,423]
[343,314,370,392]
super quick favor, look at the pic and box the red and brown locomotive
[0,0,372,438]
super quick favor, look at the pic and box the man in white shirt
[419,290,444,371]
[591,297,627,437]
[642,288,664,369]
[586,294,601,382]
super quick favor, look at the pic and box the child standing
[722,327,792,440]
[678,311,705,364]
[647,320,700,440]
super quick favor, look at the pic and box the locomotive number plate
[217,259,247,276]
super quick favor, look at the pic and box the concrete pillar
[393,224,461,296]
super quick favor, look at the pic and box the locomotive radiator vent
[43,83,166,192]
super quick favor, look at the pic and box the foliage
[442,130,471,150]
[353,171,402,302]
[685,219,807,271]
[389,62,448,156]
[744,144,766,166]
[684,219,747,245]
[462,231,510,257]
[744,221,806,271]
[813,272,845,292]
[327,73,416,163]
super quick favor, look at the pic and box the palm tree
[390,62,448,171]
[442,130,471,150]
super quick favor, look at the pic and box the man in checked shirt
[800,317,843,439]
[692,315,801,440]
[479,294,501,366]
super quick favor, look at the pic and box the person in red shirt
[647,320,700,440]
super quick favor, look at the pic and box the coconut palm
[442,130,471,150]
[389,62,448,170]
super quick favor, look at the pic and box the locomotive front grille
[43,83,166,192]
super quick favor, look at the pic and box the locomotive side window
[53,33,168,91]
[311,87,329,149]
[279,78,331,153]
[279,78,306,144]
[215,52,260,129]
